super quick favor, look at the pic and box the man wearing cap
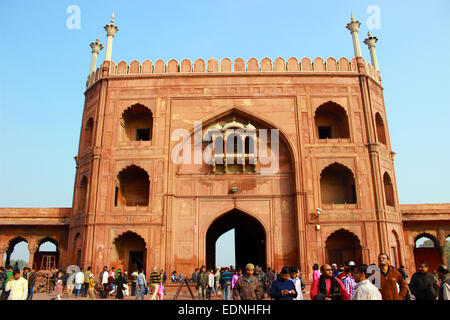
[233,263,261,300]
[150,267,162,300]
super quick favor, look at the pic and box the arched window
[226,133,243,154]
[375,113,387,145]
[121,104,153,142]
[383,172,395,207]
[78,176,88,211]
[115,165,150,207]
[81,117,94,152]
[245,136,255,154]
[315,102,350,140]
[320,163,357,204]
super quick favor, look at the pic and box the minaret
[104,12,119,62]
[346,13,362,58]
[89,38,103,75]
[364,32,380,71]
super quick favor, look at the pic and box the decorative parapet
[86,56,382,88]
[0,208,72,225]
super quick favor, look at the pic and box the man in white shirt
[5,269,28,300]
[75,268,85,297]
[351,264,382,300]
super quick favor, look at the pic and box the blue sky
[1,1,449,264]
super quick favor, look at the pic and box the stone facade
[1,17,449,282]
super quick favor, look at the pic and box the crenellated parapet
[86,56,381,89]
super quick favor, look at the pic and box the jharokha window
[204,115,257,174]
[314,102,350,140]
[115,165,150,207]
[120,104,153,142]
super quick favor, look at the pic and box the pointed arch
[325,229,362,265]
[205,209,267,270]
[383,172,395,207]
[112,231,147,272]
[314,101,350,139]
[375,112,387,145]
[120,103,153,142]
[320,162,357,204]
[115,165,150,207]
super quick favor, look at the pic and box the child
[55,279,63,300]
[157,282,164,300]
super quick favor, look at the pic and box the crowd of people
[0,252,448,301]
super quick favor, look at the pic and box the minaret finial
[111,11,115,24]
[351,12,355,22]
[104,12,119,62]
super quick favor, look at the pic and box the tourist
[220,267,233,300]
[100,266,109,298]
[351,264,382,300]
[66,270,76,298]
[341,265,356,299]
[171,270,178,282]
[135,268,148,300]
[206,269,215,300]
[114,269,126,299]
[310,264,350,300]
[5,269,28,300]
[436,264,450,300]
[0,267,7,299]
[409,261,438,300]
[234,263,261,300]
[22,267,36,300]
[331,264,339,277]
[55,277,63,300]
[270,266,298,300]
[336,265,346,280]
[131,269,138,296]
[288,266,303,300]
[214,267,221,297]
[109,267,116,295]
[398,265,408,280]
[123,270,129,296]
[378,253,408,300]
[191,268,199,288]
[157,280,164,300]
[254,266,267,300]
[231,268,242,300]
[312,264,321,282]
[83,266,92,297]
[298,269,306,294]
[87,274,96,300]
[150,267,161,300]
[161,269,167,283]
[265,267,276,297]
[197,266,208,300]
[75,268,84,297]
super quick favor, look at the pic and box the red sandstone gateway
[0,14,448,282]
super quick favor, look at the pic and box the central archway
[206,209,266,270]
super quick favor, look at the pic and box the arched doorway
[34,237,59,270]
[325,229,362,266]
[4,237,29,269]
[414,234,442,272]
[206,209,266,270]
[112,231,146,273]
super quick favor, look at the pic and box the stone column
[28,245,38,270]
[104,12,119,62]
[346,13,362,58]
[364,32,380,71]
[89,38,103,75]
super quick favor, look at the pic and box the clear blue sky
[1,1,449,264]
